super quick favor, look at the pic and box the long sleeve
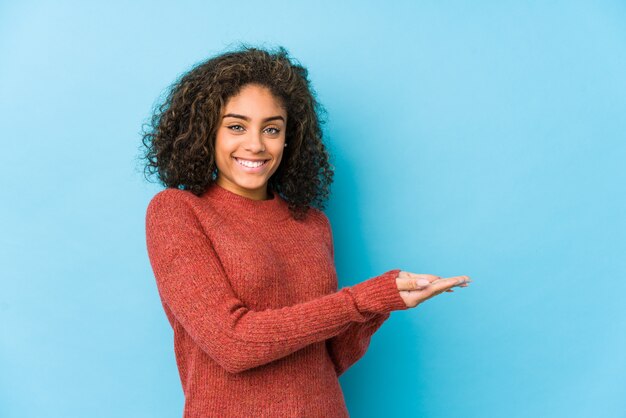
[145,192,407,374]
[320,212,403,377]
[326,313,390,377]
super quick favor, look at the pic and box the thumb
[416,278,430,287]
[397,276,431,291]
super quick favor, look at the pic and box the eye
[265,127,280,135]
[227,124,244,132]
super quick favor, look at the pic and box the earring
[284,143,288,147]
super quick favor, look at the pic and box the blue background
[1,1,625,417]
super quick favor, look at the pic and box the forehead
[223,84,286,115]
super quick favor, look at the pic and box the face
[214,83,287,200]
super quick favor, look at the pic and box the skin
[214,83,473,306]
[396,272,472,308]
[215,83,288,201]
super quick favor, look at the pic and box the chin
[233,176,267,189]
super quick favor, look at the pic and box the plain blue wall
[1,1,625,417]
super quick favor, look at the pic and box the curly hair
[138,43,334,221]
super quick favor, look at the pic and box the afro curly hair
[139,43,334,221]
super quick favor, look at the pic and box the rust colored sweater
[145,182,408,417]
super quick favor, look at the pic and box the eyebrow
[222,113,285,123]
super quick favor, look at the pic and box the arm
[145,191,407,374]
[326,312,390,377]
[320,213,403,377]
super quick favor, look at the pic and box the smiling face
[214,83,288,200]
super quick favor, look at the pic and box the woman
[141,44,471,417]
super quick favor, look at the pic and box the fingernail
[417,279,429,287]
[457,278,466,284]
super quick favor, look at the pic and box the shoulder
[303,206,328,225]
[304,207,332,237]
[146,188,191,217]
[145,188,219,228]
[147,187,188,208]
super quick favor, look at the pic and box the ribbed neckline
[200,182,292,223]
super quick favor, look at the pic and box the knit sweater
[145,182,408,418]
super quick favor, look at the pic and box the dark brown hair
[138,43,334,220]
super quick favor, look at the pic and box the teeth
[235,158,266,168]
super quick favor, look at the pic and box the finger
[403,272,441,283]
[396,277,431,291]
[397,272,442,290]
[431,276,467,292]
[456,276,472,286]
[447,276,472,287]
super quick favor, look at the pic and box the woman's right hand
[395,271,472,308]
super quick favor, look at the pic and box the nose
[244,129,265,152]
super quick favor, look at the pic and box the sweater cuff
[346,269,408,315]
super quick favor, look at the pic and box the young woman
[141,44,471,417]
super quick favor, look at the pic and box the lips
[235,157,268,162]
[233,157,269,171]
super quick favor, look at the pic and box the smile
[233,157,269,172]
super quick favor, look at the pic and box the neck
[201,181,290,223]
[215,176,272,201]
